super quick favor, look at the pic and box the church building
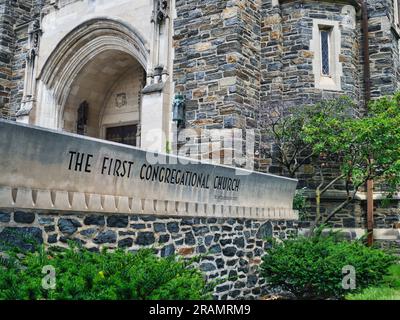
[1,0,400,228]
[1,0,399,152]
[1,0,400,300]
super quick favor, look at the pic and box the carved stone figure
[341,5,356,29]
[152,0,169,24]
[115,93,127,109]
[77,101,89,135]
[17,18,42,119]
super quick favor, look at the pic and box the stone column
[16,19,42,124]
[141,0,173,152]
[16,0,44,124]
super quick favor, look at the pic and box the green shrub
[260,232,398,299]
[0,245,212,300]
[292,188,310,220]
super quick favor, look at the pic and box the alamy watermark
[42,265,56,290]
[142,127,257,176]
[342,265,356,290]
[39,264,357,293]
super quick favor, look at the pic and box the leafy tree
[266,94,400,229]
[304,94,400,227]
[264,102,318,178]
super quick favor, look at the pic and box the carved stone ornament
[152,0,169,24]
[16,102,33,117]
[115,93,127,109]
[26,19,41,63]
[341,5,356,29]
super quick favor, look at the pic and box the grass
[346,287,400,300]
[346,264,400,300]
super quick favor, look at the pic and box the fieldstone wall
[173,0,261,132]
[375,239,400,256]
[0,0,35,119]
[259,0,362,176]
[297,196,400,232]
[368,0,400,98]
[258,0,399,231]
[0,209,298,300]
[298,199,364,229]
[363,200,400,229]
[173,0,366,173]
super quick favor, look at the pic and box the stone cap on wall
[0,120,298,220]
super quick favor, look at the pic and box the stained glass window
[320,30,330,76]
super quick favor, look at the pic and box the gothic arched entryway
[34,18,148,147]
[63,49,146,146]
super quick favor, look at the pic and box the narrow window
[77,101,89,135]
[312,20,341,91]
[320,29,331,76]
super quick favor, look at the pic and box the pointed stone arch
[34,17,149,130]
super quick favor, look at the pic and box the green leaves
[0,246,212,300]
[260,233,398,299]
[279,94,400,225]
[268,93,400,203]
[292,188,310,220]
[304,94,400,189]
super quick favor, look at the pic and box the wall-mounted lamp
[172,94,185,128]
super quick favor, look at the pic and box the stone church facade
[0,0,173,152]
[0,0,399,229]
[1,0,400,299]
[1,0,400,148]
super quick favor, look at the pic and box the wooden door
[105,125,137,146]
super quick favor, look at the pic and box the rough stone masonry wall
[260,0,363,109]
[0,209,298,300]
[0,0,33,119]
[0,0,17,118]
[174,0,261,131]
[173,0,263,166]
[259,0,283,128]
[259,0,362,176]
[281,0,361,104]
[298,198,400,230]
[257,1,400,231]
[172,0,400,232]
[368,0,400,97]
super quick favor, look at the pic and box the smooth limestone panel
[0,120,298,220]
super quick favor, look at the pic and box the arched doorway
[62,49,146,146]
[34,18,149,147]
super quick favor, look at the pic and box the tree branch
[320,174,346,195]
[321,183,363,225]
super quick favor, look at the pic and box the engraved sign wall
[0,120,298,219]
